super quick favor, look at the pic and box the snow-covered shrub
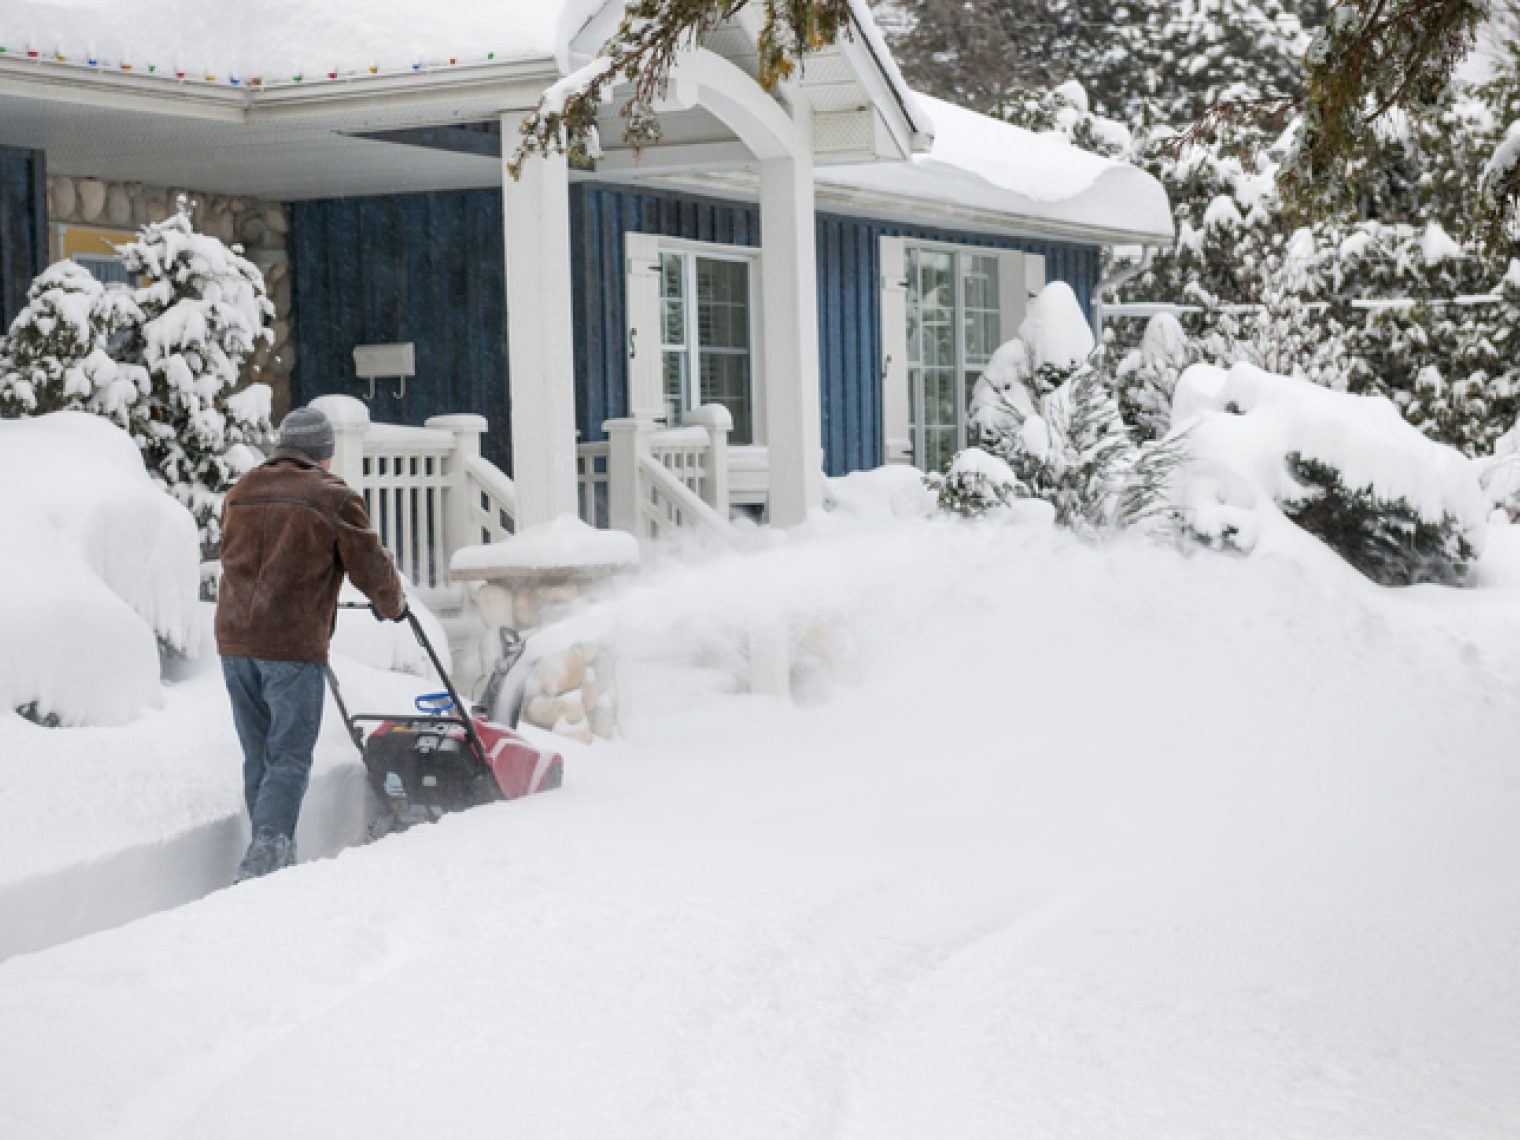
[1282,455,1477,587]
[0,412,202,726]
[1111,311,1194,442]
[947,283,1182,533]
[0,262,143,424]
[114,203,274,551]
[1172,363,1487,586]
[929,447,1019,516]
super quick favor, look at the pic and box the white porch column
[501,111,580,530]
[759,105,824,528]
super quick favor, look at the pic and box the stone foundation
[46,175,294,416]
[471,571,623,743]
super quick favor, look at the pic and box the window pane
[698,351,752,444]
[696,258,748,350]
[74,254,133,286]
[925,427,957,474]
[919,250,954,314]
[660,253,685,347]
[961,254,1001,364]
[663,350,688,425]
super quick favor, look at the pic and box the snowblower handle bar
[333,602,490,767]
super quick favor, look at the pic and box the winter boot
[234,831,295,883]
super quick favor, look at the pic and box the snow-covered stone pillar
[759,106,824,528]
[500,111,580,530]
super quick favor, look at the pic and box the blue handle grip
[414,691,455,714]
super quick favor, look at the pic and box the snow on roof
[820,93,1174,243]
[0,0,608,80]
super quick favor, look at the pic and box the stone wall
[46,175,295,416]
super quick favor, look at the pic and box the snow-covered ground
[5,502,1520,1138]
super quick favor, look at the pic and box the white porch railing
[316,394,751,581]
[579,405,740,548]
[319,397,515,605]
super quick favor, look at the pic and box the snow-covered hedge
[1172,363,1487,586]
[0,413,202,726]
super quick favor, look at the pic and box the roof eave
[0,54,562,124]
[814,181,1176,247]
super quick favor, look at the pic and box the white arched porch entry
[499,47,825,532]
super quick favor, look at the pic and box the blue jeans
[222,657,325,841]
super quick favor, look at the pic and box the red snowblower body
[327,604,563,837]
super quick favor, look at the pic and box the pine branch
[508,0,853,177]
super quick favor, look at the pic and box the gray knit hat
[275,406,335,461]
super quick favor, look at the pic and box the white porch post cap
[685,404,734,432]
[309,394,370,426]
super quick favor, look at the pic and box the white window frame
[625,232,765,444]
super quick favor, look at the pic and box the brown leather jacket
[215,456,405,663]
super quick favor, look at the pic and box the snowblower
[326,603,563,838]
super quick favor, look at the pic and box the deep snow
[4,506,1520,1138]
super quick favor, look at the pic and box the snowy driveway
[4,522,1520,1138]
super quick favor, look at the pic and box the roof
[0,0,926,139]
[819,93,1175,245]
[0,0,604,80]
[0,2,1167,243]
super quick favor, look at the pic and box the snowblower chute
[326,605,563,837]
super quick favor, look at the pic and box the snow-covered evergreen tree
[0,262,143,425]
[938,283,1182,532]
[1,202,272,552]
[1111,311,1196,441]
[113,202,274,550]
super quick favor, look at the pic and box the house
[0,0,1172,541]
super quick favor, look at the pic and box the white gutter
[0,54,559,122]
[812,181,1179,248]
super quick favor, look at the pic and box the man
[216,406,405,882]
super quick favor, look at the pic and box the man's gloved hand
[369,602,410,623]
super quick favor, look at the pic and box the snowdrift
[0,412,201,726]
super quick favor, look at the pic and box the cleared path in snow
[0,657,421,960]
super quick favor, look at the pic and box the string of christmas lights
[0,41,503,88]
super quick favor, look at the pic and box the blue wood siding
[289,182,1103,479]
[0,145,48,328]
[288,191,511,468]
